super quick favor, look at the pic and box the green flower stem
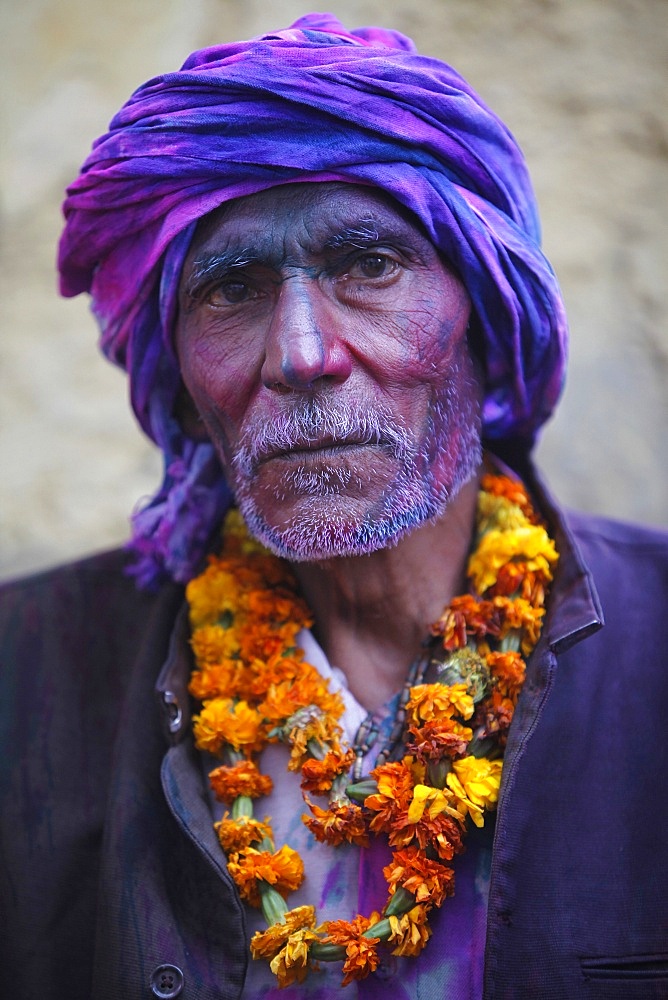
[500,630,521,653]
[310,943,346,962]
[306,738,327,761]
[259,881,288,926]
[467,735,496,759]
[427,758,451,789]
[345,779,378,802]
[232,795,254,819]
[384,886,416,918]
[363,918,391,940]
[329,772,351,803]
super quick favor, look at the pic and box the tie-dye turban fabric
[58,13,567,588]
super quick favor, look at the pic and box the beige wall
[1,0,666,581]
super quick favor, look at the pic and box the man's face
[176,183,482,560]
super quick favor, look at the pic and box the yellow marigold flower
[452,757,503,808]
[192,698,266,755]
[388,905,432,957]
[406,783,455,825]
[468,525,558,594]
[190,624,240,665]
[446,757,502,827]
[476,490,530,535]
[406,683,474,726]
[227,845,304,908]
[209,760,273,804]
[186,565,238,629]
[269,927,321,988]
[215,815,273,854]
[250,905,317,961]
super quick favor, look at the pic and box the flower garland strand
[186,473,558,988]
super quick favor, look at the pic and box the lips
[256,436,373,464]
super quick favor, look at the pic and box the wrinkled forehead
[179,180,444,295]
[185,182,434,262]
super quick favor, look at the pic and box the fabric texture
[2,471,668,998]
[57,13,568,587]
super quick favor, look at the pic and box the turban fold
[58,13,567,587]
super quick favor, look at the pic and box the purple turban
[58,13,568,588]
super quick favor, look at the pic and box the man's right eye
[207,279,254,305]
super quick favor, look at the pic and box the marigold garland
[186,474,558,989]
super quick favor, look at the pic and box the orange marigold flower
[245,652,303,698]
[189,661,248,701]
[259,666,341,725]
[493,596,545,655]
[227,845,304,908]
[303,799,369,847]
[390,792,465,861]
[366,760,420,835]
[300,747,356,794]
[250,905,317,961]
[406,719,471,763]
[480,687,515,743]
[215,815,273,854]
[209,760,273,805]
[432,595,500,651]
[321,914,383,986]
[284,709,344,770]
[193,698,267,756]
[384,845,456,907]
[488,562,549,604]
[487,650,526,700]
[388,905,432,958]
[406,683,474,726]
[480,473,534,518]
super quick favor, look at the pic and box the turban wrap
[58,13,568,588]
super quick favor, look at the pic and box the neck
[291,474,481,711]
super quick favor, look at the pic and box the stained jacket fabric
[1,472,668,999]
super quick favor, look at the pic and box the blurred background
[1,0,666,581]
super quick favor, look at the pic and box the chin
[232,442,482,562]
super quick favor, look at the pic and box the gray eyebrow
[185,248,259,294]
[324,220,380,250]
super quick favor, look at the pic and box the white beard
[228,367,481,562]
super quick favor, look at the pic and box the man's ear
[174,383,210,442]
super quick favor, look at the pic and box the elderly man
[1,14,667,1000]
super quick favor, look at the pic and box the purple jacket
[1,470,667,999]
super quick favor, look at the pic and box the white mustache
[232,397,411,477]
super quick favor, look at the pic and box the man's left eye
[352,254,394,279]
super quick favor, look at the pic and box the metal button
[162,690,183,734]
[150,964,184,998]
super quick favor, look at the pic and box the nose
[260,275,352,391]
